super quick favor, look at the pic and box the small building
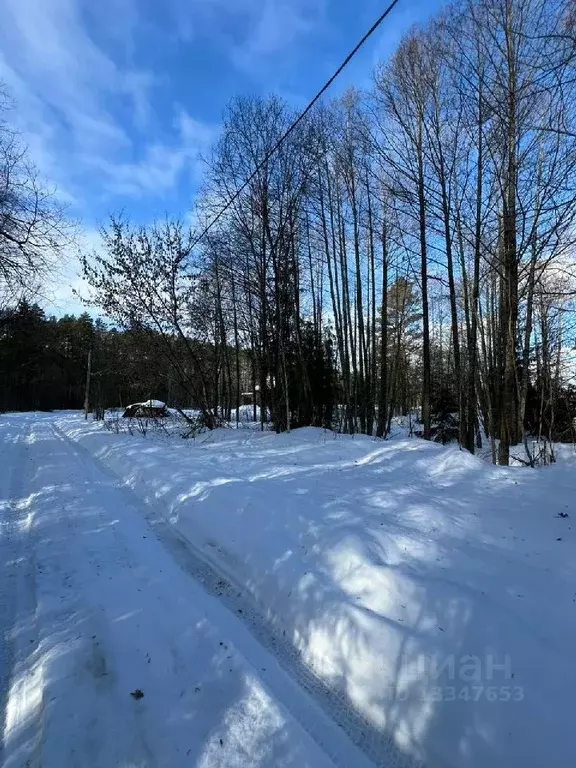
[240,385,261,406]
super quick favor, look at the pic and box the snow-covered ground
[0,414,370,768]
[2,412,576,767]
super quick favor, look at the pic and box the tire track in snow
[0,416,43,768]
[53,419,418,768]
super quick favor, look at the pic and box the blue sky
[0,0,446,311]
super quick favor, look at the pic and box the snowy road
[0,415,370,768]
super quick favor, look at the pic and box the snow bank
[58,414,576,768]
[230,404,269,425]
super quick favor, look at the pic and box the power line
[191,0,401,249]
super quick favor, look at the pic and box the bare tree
[0,84,69,303]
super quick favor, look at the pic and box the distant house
[123,399,168,418]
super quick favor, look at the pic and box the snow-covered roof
[126,399,166,409]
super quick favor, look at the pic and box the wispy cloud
[0,0,129,150]
[174,0,326,71]
[95,111,215,197]
[241,0,325,58]
[0,0,213,210]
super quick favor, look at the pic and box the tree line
[4,0,576,464]
[0,302,246,413]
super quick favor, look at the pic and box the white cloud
[123,70,161,131]
[0,0,213,208]
[241,0,324,58]
[0,0,220,314]
[0,0,323,219]
[0,0,128,150]
[93,110,215,197]
[46,271,92,317]
[174,0,325,69]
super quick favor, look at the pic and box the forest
[4,0,576,464]
[0,303,214,413]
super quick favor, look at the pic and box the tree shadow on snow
[1,418,318,768]
[128,433,576,768]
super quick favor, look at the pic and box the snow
[0,414,368,768]
[3,412,576,767]
[122,399,167,410]
[142,399,166,409]
[230,404,268,425]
